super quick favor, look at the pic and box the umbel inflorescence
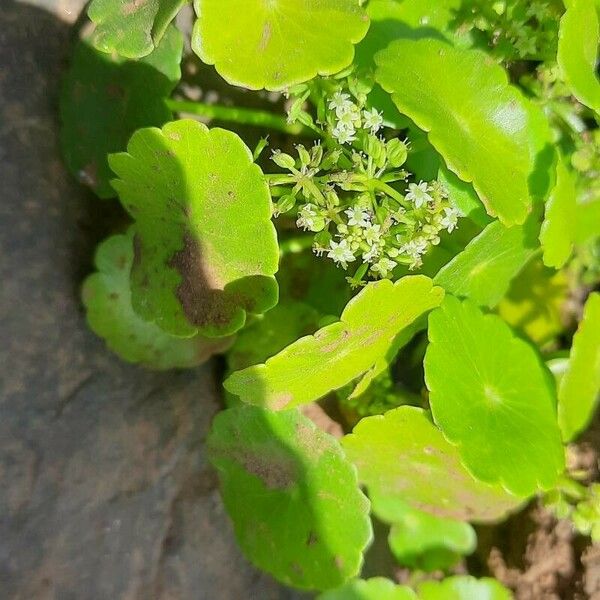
[268,80,460,285]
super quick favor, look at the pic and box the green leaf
[318,578,417,600]
[342,407,521,522]
[227,300,321,372]
[558,0,600,115]
[425,296,565,497]
[558,293,600,441]
[88,0,187,58]
[540,159,577,268]
[497,258,569,346]
[387,504,476,572]
[224,276,444,409]
[433,217,540,308]
[109,119,279,338]
[418,576,512,600]
[191,0,370,91]
[208,405,372,590]
[375,38,554,225]
[576,198,600,243]
[60,26,183,199]
[82,230,232,368]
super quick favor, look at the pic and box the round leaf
[425,296,565,496]
[208,405,372,590]
[375,38,554,225]
[387,504,476,572]
[318,578,417,600]
[558,0,600,115]
[434,217,540,308]
[88,0,187,58]
[342,407,521,522]
[418,576,512,600]
[60,26,183,198]
[82,231,233,368]
[540,158,577,268]
[109,119,279,338]
[191,0,370,91]
[224,276,444,409]
[558,292,600,441]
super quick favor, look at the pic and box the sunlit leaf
[497,258,569,346]
[540,158,577,268]
[342,407,521,522]
[227,301,321,372]
[576,198,600,244]
[318,578,417,600]
[60,26,183,198]
[386,503,476,572]
[558,293,600,441]
[558,0,600,115]
[375,38,554,225]
[434,217,540,308]
[88,0,187,58]
[109,119,279,338]
[82,230,232,368]
[208,405,372,590]
[224,276,443,409]
[418,576,512,600]
[192,0,370,91]
[425,296,565,496]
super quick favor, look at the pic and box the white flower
[328,92,353,117]
[400,237,428,258]
[440,207,460,233]
[344,207,370,228]
[332,123,357,145]
[363,223,382,245]
[406,181,433,208]
[371,257,397,278]
[362,108,384,133]
[338,106,361,128]
[327,239,356,269]
[362,245,380,262]
[296,204,318,230]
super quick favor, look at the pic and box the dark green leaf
[60,26,183,198]
[208,405,372,590]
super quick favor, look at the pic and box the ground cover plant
[60,0,600,596]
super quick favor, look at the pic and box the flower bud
[387,138,408,168]
[272,151,296,170]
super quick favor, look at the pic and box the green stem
[166,99,310,136]
[370,179,407,206]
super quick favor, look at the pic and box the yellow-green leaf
[558,293,600,441]
[375,38,554,225]
[224,276,443,409]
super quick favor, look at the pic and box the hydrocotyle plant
[60,0,600,596]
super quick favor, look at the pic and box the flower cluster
[269,81,461,284]
[454,0,563,62]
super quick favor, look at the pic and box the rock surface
[0,2,303,598]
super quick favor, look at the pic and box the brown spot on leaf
[306,530,318,546]
[122,0,148,16]
[259,21,272,51]
[168,233,237,329]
